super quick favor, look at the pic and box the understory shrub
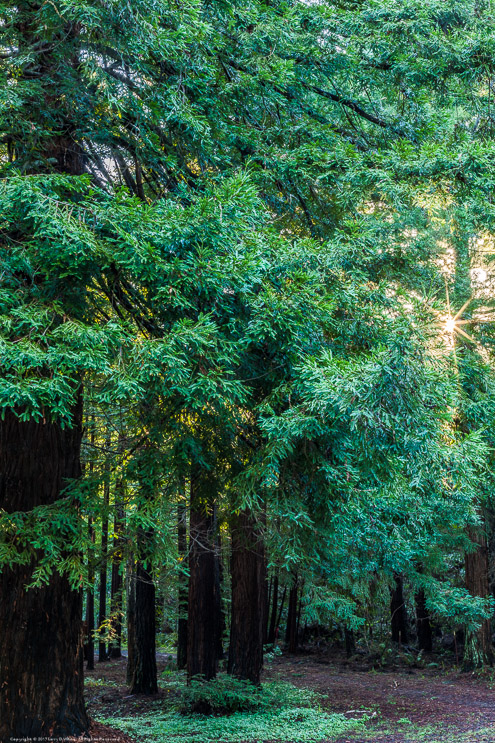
[101,672,368,741]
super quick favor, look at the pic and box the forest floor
[85,651,495,742]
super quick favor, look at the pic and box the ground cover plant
[101,675,365,742]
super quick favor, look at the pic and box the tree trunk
[98,433,111,662]
[126,561,136,685]
[274,586,287,646]
[228,509,266,685]
[345,628,355,657]
[464,526,493,667]
[0,407,89,741]
[214,513,226,661]
[177,502,188,670]
[86,516,95,671]
[265,575,273,644]
[187,467,218,681]
[130,550,158,694]
[109,506,124,659]
[286,579,299,653]
[390,574,408,645]
[268,573,279,644]
[415,590,432,652]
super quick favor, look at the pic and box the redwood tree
[0,408,89,740]
[228,509,266,684]
[187,466,219,682]
[0,6,91,735]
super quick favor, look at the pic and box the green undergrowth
[102,707,365,742]
[100,672,368,742]
[178,674,318,714]
[85,677,119,688]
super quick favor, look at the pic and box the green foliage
[103,675,364,742]
[102,708,364,743]
[177,674,319,715]
[3,0,495,659]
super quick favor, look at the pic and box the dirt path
[267,655,495,742]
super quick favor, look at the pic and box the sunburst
[439,281,495,346]
[443,286,476,344]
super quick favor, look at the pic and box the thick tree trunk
[187,468,218,681]
[177,502,188,670]
[228,509,266,685]
[0,407,89,741]
[464,526,493,668]
[130,553,158,694]
[390,574,408,645]
[415,590,432,652]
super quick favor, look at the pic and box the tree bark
[390,573,408,645]
[109,431,125,659]
[126,561,136,685]
[345,628,355,657]
[286,578,299,653]
[415,590,432,652]
[85,516,95,670]
[268,572,279,644]
[130,550,158,694]
[214,512,226,661]
[228,509,266,684]
[98,432,111,662]
[464,525,493,667]
[0,407,89,741]
[187,467,218,681]
[109,506,124,659]
[177,502,188,670]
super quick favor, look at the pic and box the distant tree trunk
[268,573,279,644]
[109,512,124,658]
[187,467,218,681]
[177,501,188,670]
[390,574,408,644]
[296,581,304,644]
[109,502,124,659]
[85,420,96,671]
[265,575,273,644]
[130,535,158,694]
[98,432,111,662]
[345,628,355,657]
[286,577,299,653]
[275,586,287,645]
[98,509,109,662]
[415,590,432,652]
[464,525,493,668]
[0,406,89,741]
[214,512,225,661]
[228,509,266,685]
[86,515,95,670]
[126,560,136,685]
[262,553,269,647]
[109,429,125,659]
